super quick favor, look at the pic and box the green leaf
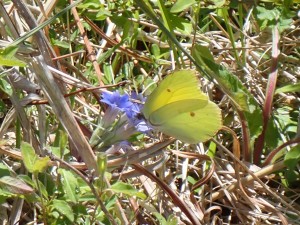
[77,0,102,10]
[205,0,226,8]
[95,195,117,221]
[58,168,78,203]
[169,14,192,35]
[94,152,107,190]
[207,141,217,158]
[38,173,56,197]
[107,182,147,199]
[170,0,196,13]
[18,175,49,199]
[52,40,69,49]
[78,0,111,20]
[158,2,192,35]
[153,212,167,225]
[17,175,35,187]
[21,142,50,174]
[59,130,69,158]
[152,213,178,225]
[274,106,298,138]
[167,215,178,225]
[95,8,112,20]
[21,142,39,173]
[34,157,50,173]
[278,17,293,33]
[0,188,16,199]
[0,176,34,195]
[254,5,292,32]
[0,46,27,67]
[50,146,70,159]
[34,182,51,199]
[275,83,300,94]
[263,117,282,151]
[52,199,74,222]
[96,152,107,176]
[0,100,7,117]
[1,45,18,57]
[256,6,280,21]
[0,75,12,96]
[284,169,300,187]
[284,146,300,169]
[0,163,10,177]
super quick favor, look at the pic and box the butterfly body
[143,70,222,144]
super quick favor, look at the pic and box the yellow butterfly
[143,70,222,144]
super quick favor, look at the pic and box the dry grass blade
[30,56,97,170]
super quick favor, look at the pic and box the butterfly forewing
[143,70,205,119]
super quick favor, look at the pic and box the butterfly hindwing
[149,99,221,143]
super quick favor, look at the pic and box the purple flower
[101,91,149,141]
[101,91,133,113]
[127,93,150,133]
[101,91,142,120]
[124,93,144,119]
